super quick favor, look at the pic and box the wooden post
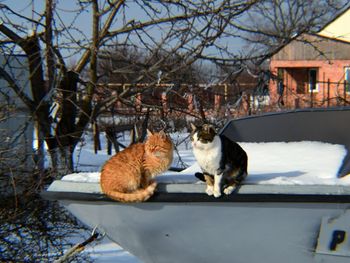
[285,72,288,107]
[135,92,142,111]
[214,94,221,112]
[93,122,101,154]
[187,93,194,112]
[344,80,347,106]
[310,85,313,108]
[327,79,330,108]
[105,126,119,155]
[294,98,299,109]
[161,92,168,115]
[224,83,228,101]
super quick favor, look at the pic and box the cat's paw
[149,180,158,189]
[213,189,221,198]
[223,186,235,195]
[205,186,214,196]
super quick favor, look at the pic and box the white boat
[43,107,350,263]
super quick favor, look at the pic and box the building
[318,7,350,42]
[269,8,350,109]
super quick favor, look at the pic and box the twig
[54,226,104,263]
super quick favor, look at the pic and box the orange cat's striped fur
[100,130,173,202]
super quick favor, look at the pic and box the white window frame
[308,68,319,93]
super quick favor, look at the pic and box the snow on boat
[43,107,350,263]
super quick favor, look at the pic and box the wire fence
[94,78,350,122]
[276,79,350,110]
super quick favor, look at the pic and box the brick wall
[270,59,350,108]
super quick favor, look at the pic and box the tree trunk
[33,120,45,171]
[49,147,74,178]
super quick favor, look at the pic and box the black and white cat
[190,123,248,197]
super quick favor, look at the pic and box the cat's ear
[190,123,197,131]
[147,129,153,137]
[159,130,166,138]
[210,125,217,135]
[210,125,217,133]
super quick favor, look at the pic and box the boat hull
[221,107,350,177]
[43,107,350,262]
[59,199,350,263]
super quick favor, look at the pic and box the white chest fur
[192,135,222,175]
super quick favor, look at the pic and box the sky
[0,0,247,62]
[2,0,348,69]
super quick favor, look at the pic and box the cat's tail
[104,181,157,203]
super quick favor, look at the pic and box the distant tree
[0,0,264,175]
[97,46,204,115]
[0,2,348,261]
[233,0,348,64]
[0,0,347,176]
[98,46,201,84]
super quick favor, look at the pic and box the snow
[64,132,350,262]
[62,172,101,183]
[240,141,350,185]
[85,238,142,263]
[65,139,350,186]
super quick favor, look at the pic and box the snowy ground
[86,238,142,263]
[65,130,350,262]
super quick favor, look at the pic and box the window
[345,67,350,93]
[308,69,318,92]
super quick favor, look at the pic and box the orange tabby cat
[100,130,173,202]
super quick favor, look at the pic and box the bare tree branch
[0,67,35,110]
